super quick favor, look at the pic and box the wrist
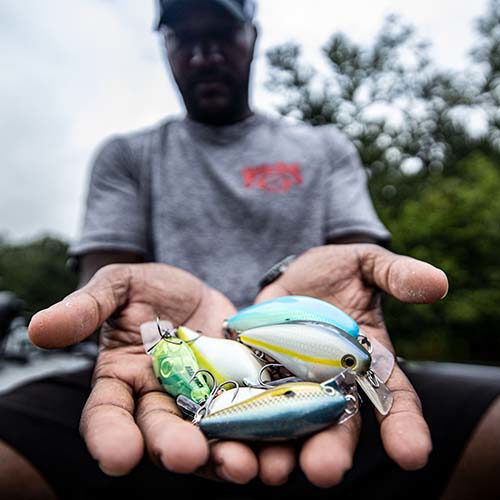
[258,254,297,290]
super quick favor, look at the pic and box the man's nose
[189,41,224,67]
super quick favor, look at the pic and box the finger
[359,244,448,303]
[135,391,209,474]
[79,376,144,476]
[258,443,296,486]
[299,413,361,488]
[378,364,432,470]
[186,287,238,338]
[254,282,291,304]
[29,264,132,348]
[210,441,259,484]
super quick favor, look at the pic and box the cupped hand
[27,263,263,484]
[254,243,449,487]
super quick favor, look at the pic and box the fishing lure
[223,295,359,339]
[238,322,393,415]
[175,326,271,386]
[143,321,211,403]
[197,376,354,441]
[238,321,370,379]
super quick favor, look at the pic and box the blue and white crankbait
[238,321,393,415]
[197,376,354,441]
[237,321,371,381]
[223,295,359,339]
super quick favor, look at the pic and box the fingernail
[216,465,245,484]
[98,462,125,477]
[439,271,449,299]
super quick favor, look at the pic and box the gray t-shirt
[70,112,390,308]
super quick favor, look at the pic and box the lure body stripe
[199,381,347,440]
[238,322,371,382]
[225,295,359,338]
[238,335,343,368]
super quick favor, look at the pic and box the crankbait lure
[223,295,359,339]
[197,376,353,441]
[175,326,271,386]
[238,322,393,415]
[143,321,211,403]
[238,321,371,381]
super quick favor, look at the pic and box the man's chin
[189,100,238,125]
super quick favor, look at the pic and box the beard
[178,69,251,125]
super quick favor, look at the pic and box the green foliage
[0,236,78,317]
[381,154,500,363]
[266,0,500,364]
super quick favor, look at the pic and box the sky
[0,0,491,244]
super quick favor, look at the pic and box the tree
[266,0,500,364]
[382,154,500,363]
[0,236,78,318]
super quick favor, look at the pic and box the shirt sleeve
[69,136,149,257]
[321,126,391,243]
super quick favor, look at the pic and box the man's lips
[190,73,231,87]
[193,80,230,97]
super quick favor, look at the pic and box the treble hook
[155,316,183,345]
[191,373,240,424]
[188,368,216,390]
[357,333,372,353]
[217,379,240,402]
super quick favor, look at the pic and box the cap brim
[156,0,246,30]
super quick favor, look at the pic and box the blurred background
[1,0,499,367]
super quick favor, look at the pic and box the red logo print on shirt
[242,163,303,193]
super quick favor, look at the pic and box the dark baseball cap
[155,0,257,29]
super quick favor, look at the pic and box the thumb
[29,264,131,349]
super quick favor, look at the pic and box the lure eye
[341,354,357,370]
[323,386,336,395]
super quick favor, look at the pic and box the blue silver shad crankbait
[175,326,270,386]
[223,295,359,339]
[197,376,353,441]
[238,322,393,415]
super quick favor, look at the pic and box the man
[0,1,499,498]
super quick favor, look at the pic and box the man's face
[162,2,257,124]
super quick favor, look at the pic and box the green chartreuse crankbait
[144,322,211,404]
[197,376,353,441]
